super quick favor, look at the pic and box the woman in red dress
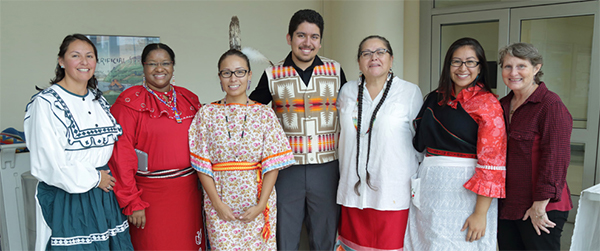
[109,43,205,250]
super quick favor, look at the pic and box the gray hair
[499,42,544,84]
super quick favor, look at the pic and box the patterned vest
[266,56,341,164]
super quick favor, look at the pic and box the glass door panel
[568,143,585,195]
[520,15,594,129]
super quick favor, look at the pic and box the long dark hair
[353,35,394,196]
[45,34,102,100]
[437,37,491,105]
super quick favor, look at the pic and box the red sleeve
[108,103,150,215]
[463,93,507,198]
[534,101,572,202]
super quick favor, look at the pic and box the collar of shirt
[283,52,324,85]
[437,83,490,109]
[502,82,549,107]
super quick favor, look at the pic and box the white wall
[324,0,406,82]
[0,0,419,131]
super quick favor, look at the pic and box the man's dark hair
[288,9,324,39]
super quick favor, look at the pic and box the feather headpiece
[229,16,273,67]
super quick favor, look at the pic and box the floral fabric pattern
[452,85,507,198]
[189,102,294,250]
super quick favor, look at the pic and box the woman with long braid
[404,37,506,250]
[335,35,423,251]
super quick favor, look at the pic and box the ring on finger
[107,185,112,189]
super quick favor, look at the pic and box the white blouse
[24,84,122,194]
[336,76,423,210]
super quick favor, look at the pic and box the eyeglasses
[219,69,248,78]
[450,60,480,68]
[143,61,173,68]
[360,48,389,59]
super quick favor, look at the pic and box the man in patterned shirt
[249,9,347,251]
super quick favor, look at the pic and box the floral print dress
[189,102,295,250]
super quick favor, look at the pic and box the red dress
[109,85,205,250]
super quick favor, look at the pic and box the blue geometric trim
[43,88,122,149]
[262,159,295,175]
[50,220,129,246]
[192,163,214,177]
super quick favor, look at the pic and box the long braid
[353,72,394,195]
[354,75,365,196]
[364,72,393,190]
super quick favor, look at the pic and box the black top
[413,91,478,155]
[249,53,347,105]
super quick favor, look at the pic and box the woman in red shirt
[497,42,573,251]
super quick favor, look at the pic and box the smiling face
[58,39,96,85]
[219,55,252,103]
[143,49,173,92]
[450,45,480,95]
[358,38,393,81]
[501,54,541,94]
[287,21,322,70]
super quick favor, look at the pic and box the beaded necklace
[143,83,182,123]
[223,97,250,139]
[223,97,250,160]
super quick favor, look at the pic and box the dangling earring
[142,76,146,87]
[471,75,480,87]
[247,80,251,90]
[220,82,224,92]
[170,73,175,86]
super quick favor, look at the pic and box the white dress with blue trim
[24,84,133,250]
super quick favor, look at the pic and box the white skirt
[404,156,497,251]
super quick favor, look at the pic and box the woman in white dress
[335,35,423,251]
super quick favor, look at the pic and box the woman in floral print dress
[189,49,295,250]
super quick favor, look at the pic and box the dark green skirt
[36,165,133,250]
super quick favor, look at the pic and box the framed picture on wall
[86,35,160,105]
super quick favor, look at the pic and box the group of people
[23,8,572,251]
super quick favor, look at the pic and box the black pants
[275,161,340,251]
[498,210,569,250]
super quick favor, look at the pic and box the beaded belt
[212,161,271,240]
[136,167,195,179]
[426,147,477,159]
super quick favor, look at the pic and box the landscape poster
[87,35,160,105]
